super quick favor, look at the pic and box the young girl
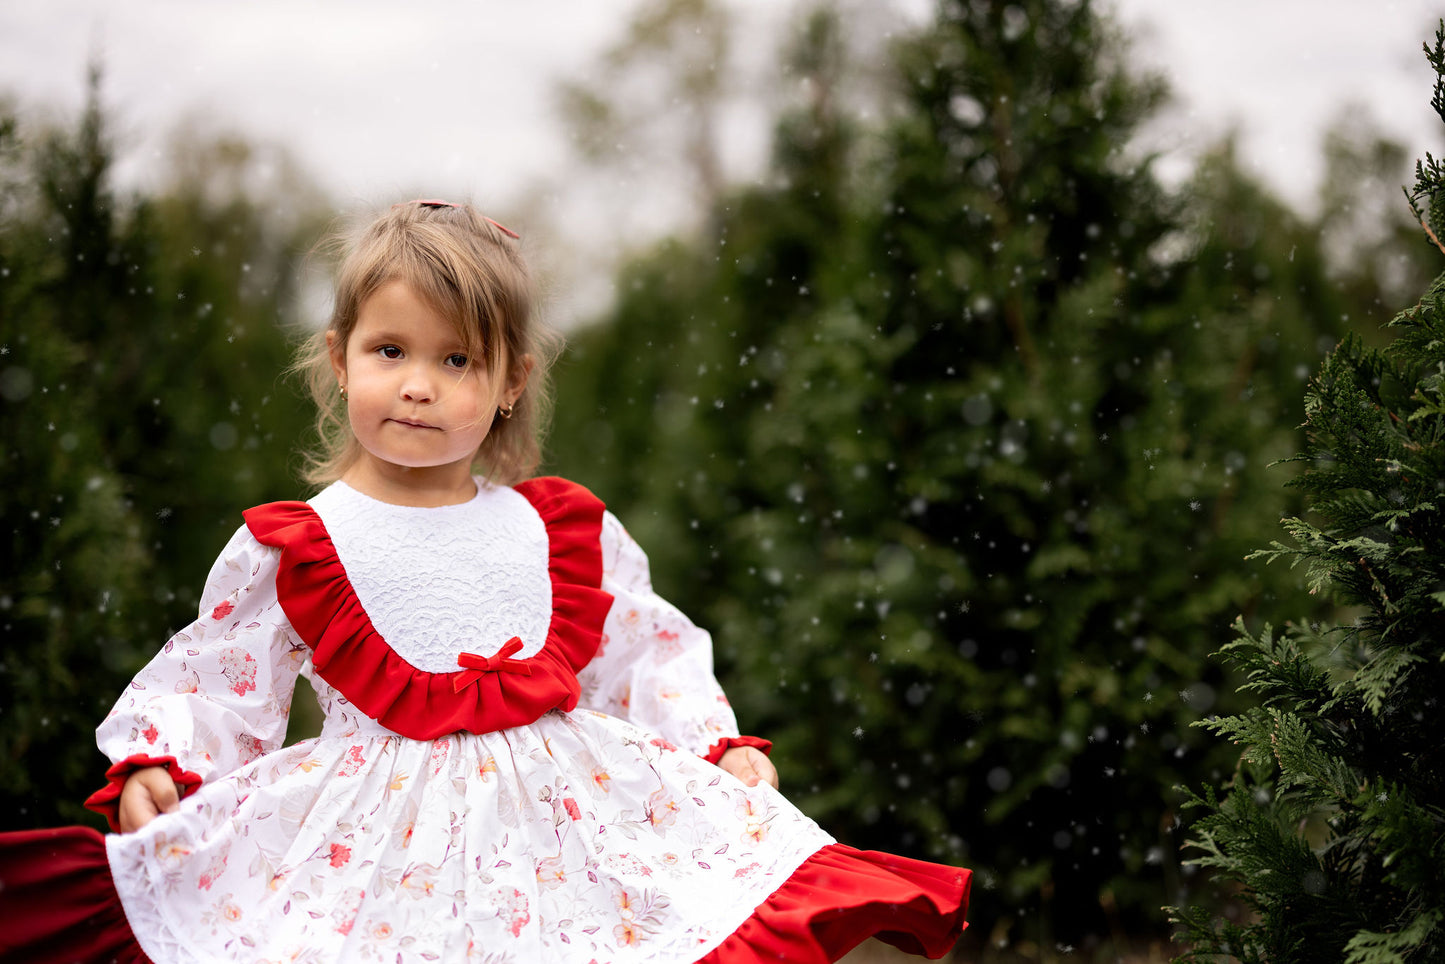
[0,200,969,963]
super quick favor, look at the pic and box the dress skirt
[1,710,968,963]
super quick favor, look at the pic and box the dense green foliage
[547,0,1433,951]
[1171,26,1445,964]
[0,76,324,826]
[1,4,1439,958]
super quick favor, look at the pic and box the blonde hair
[296,201,561,487]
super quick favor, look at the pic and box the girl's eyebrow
[356,329,408,343]
[360,329,470,353]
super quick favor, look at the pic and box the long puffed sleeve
[85,524,309,831]
[577,511,769,762]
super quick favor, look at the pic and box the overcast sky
[2,1,1441,322]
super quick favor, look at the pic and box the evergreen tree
[0,74,325,827]
[1171,23,1445,964]
[550,0,1361,948]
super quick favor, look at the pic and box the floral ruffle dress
[45,478,967,963]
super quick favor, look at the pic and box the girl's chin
[355,454,477,476]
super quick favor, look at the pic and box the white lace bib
[307,479,553,673]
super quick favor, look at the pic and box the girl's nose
[400,370,435,403]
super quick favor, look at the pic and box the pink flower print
[153,834,192,869]
[397,863,438,899]
[217,646,257,697]
[478,755,497,781]
[429,740,451,776]
[220,899,243,923]
[332,886,364,935]
[654,628,683,660]
[337,745,366,777]
[608,852,654,878]
[737,796,770,844]
[590,767,612,793]
[371,922,394,940]
[235,733,264,764]
[328,843,352,868]
[141,723,159,745]
[536,854,567,890]
[210,600,235,621]
[733,861,761,878]
[563,797,581,821]
[649,737,678,753]
[615,920,641,947]
[494,886,530,937]
[645,789,678,830]
[197,849,229,891]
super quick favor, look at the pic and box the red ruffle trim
[698,843,970,963]
[0,826,152,963]
[242,477,613,741]
[703,735,774,764]
[82,754,204,834]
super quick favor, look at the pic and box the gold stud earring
[497,402,514,419]
[339,385,348,401]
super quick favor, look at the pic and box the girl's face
[328,280,529,500]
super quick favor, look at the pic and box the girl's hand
[718,746,779,789]
[118,766,181,833]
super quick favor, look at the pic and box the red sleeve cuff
[702,735,773,764]
[84,754,204,833]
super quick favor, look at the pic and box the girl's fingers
[749,749,780,789]
[119,768,180,832]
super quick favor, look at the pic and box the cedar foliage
[1171,23,1445,964]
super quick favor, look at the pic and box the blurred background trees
[546,0,1438,956]
[1,1,1439,959]
[0,70,328,825]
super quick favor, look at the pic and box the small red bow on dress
[454,636,534,692]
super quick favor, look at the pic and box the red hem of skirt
[0,826,152,964]
[696,842,970,964]
[0,831,965,964]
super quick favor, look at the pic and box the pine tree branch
[1418,215,1445,256]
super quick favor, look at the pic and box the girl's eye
[378,345,403,359]
[445,353,469,369]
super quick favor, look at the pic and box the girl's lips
[390,418,440,430]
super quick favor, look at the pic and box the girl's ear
[326,329,346,384]
[506,353,536,405]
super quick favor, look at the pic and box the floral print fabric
[96,481,835,963]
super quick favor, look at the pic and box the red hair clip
[483,216,521,239]
[393,199,520,238]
